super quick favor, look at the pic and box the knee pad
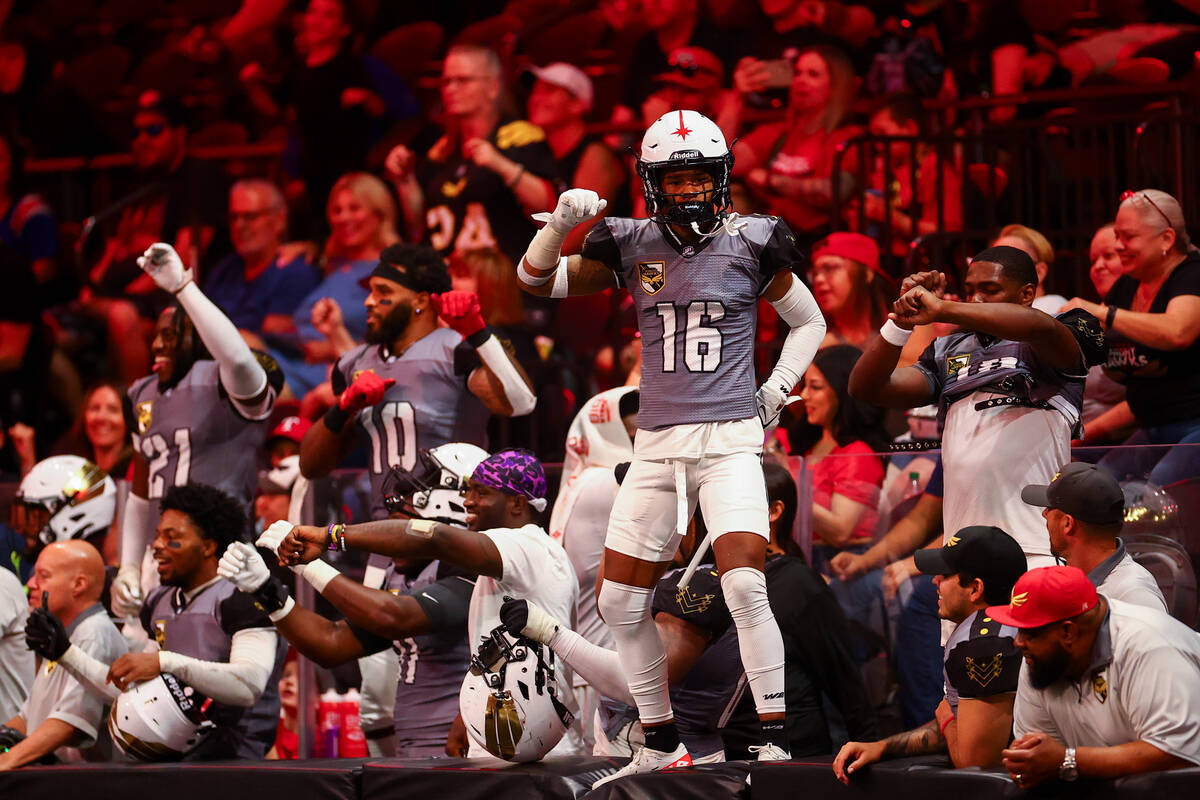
[720,567,773,629]
[597,580,652,630]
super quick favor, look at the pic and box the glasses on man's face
[229,209,271,224]
[1120,190,1172,228]
[134,122,167,139]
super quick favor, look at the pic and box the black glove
[499,596,529,637]
[25,593,71,661]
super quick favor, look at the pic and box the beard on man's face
[1027,641,1072,689]
[365,299,413,345]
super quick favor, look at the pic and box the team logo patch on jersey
[154,620,167,649]
[1091,671,1108,703]
[947,354,971,375]
[637,260,666,295]
[136,401,153,435]
[964,653,1004,688]
[675,585,715,614]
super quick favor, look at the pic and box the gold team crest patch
[136,401,153,435]
[965,653,1003,688]
[1092,672,1108,703]
[676,584,716,615]
[947,354,971,375]
[638,260,666,295]
[154,620,167,649]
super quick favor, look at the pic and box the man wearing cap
[526,62,627,254]
[833,526,1027,780]
[264,416,311,469]
[808,232,899,353]
[268,448,580,757]
[1022,463,1166,612]
[299,243,535,523]
[850,246,1106,566]
[990,565,1200,788]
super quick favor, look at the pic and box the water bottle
[317,688,342,758]
[904,471,922,501]
[338,688,368,758]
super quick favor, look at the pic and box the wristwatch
[1059,746,1078,782]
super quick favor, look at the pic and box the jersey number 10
[362,401,417,474]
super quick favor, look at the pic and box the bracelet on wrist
[507,165,525,188]
[1105,304,1118,330]
[939,714,955,737]
[326,522,347,552]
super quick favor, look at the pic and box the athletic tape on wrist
[268,596,295,622]
[301,560,340,593]
[880,319,913,347]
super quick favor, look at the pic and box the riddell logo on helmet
[669,149,701,160]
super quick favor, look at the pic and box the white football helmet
[382,442,489,525]
[459,626,573,762]
[108,673,214,761]
[12,455,117,545]
[637,109,734,227]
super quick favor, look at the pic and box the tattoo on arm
[880,720,946,758]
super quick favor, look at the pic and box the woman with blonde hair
[992,223,1066,314]
[732,45,859,246]
[268,172,401,398]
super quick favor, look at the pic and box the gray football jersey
[381,561,472,749]
[333,329,489,519]
[127,360,270,512]
[582,216,800,430]
[142,579,285,759]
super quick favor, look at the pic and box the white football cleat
[592,743,692,787]
[749,743,791,761]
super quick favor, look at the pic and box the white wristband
[269,595,296,622]
[300,560,341,593]
[517,261,553,287]
[880,319,913,347]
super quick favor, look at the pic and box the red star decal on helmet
[671,110,692,140]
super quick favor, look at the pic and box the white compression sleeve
[475,334,536,416]
[175,282,268,402]
[157,627,277,706]
[766,277,826,392]
[548,627,635,707]
[597,580,672,725]
[59,644,122,701]
[357,648,399,735]
[120,492,151,568]
[721,567,785,716]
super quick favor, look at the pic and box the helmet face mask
[638,109,734,228]
[381,443,489,525]
[14,456,116,546]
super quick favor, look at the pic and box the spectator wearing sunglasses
[1062,190,1200,486]
[76,90,227,384]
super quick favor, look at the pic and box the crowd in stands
[0,0,1200,789]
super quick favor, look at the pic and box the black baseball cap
[914,525,1027,591]
[1021,462,1124,525]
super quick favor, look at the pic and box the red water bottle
[317,688,342,758]
[338,688,368,757]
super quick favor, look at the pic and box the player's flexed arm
[516,189,619,299]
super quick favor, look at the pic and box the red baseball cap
[268,416,312,445]
[985,566,1099,629]
[812,232,890,284]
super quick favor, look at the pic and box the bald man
[0,541,126,769]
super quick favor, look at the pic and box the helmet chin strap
[690,211,748,240]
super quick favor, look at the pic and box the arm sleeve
[765,275,827,392]
[58,643,122,702]
[157,627,277,707]
[174,282,269,403]
[580,219,624,282]
[411,573,474,632]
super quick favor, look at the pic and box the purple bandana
[471,449,548,512]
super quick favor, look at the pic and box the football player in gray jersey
[113,243,283,619]
[299,243,535,520]
[515,109,828,778]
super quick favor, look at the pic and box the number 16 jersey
[582,216,802,431]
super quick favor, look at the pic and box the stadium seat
[1125,534,1199,629]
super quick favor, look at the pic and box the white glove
[111,564,143,617]
[756,381,791,432]
[256,519,295,557]
[217,542,271,593]
[137,243,193,294]
[534,189,607,234]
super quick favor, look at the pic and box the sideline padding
[361,756,626,800]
